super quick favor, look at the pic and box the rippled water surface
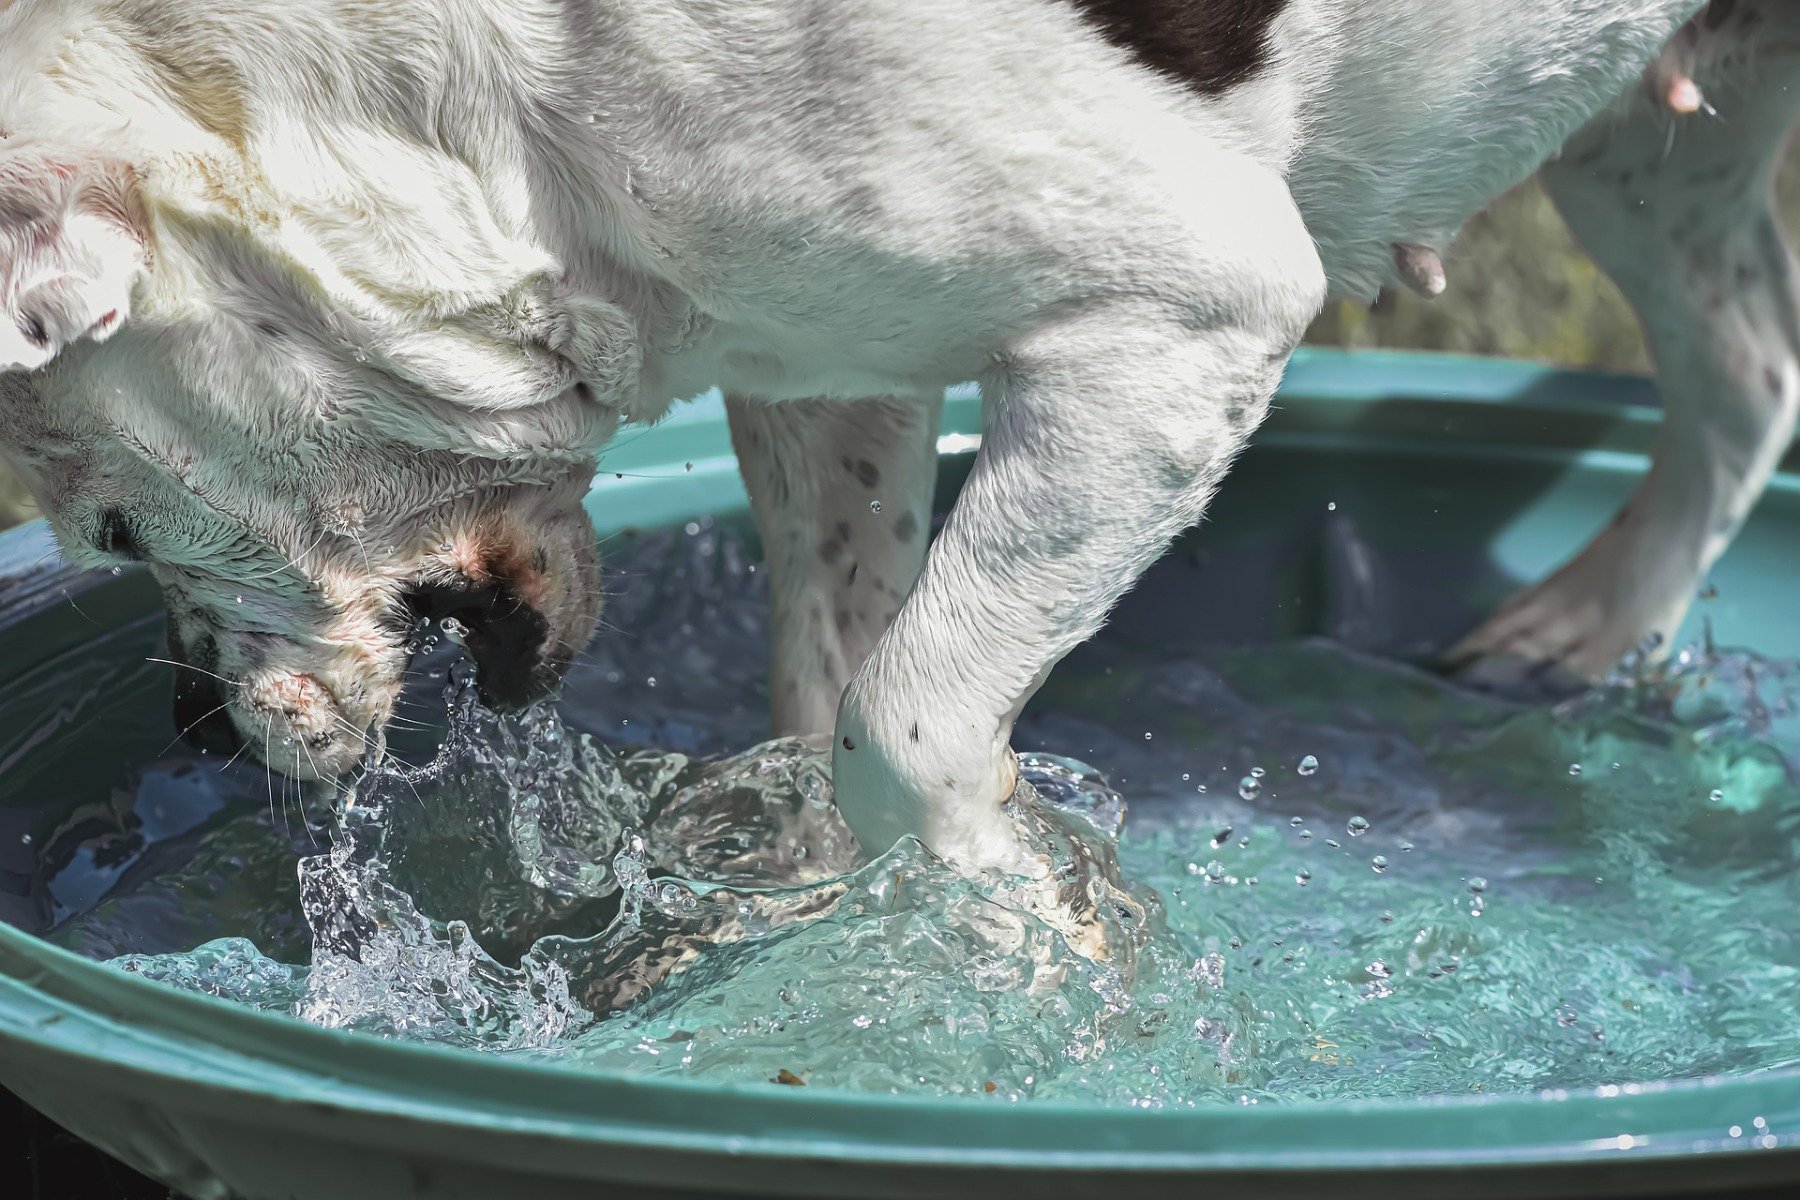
[37,524,1800,1105]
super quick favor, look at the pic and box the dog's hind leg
[1450,2,1800,692]
[727,393,942,738]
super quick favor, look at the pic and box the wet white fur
[0,1,1762,869]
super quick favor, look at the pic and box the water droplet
[1143,731,1152,740]
[1700,583,1719,600]
[1181,772,1190,781]
[1326,501,1337,511]
[1371,855,1390,873]
[1710,788,1725,804]
[1237,775,1262,801]
[1568,763,1582,777]
[1468,876,1489,894]
[1295,868,1312,886]
[1210,826,1233,848]
[108,566,122,576]
[234,595,244,604]
[1556,1005,1580,1028]
[1729,1125,1743,1139]
[684,461,693,472]
[1398,840,1415,852]
[869,499,882,514]
[1204,860,1226,882]
[1325,838,1341,848]
[280,736,293,747]
[1290,816,1304,827]
[1378,909,1395,924]
[1250,766,1266,779]
[1347,815,1370,837]
[684,521,701,536]
[646,676,657,688]
[1366,959,1392,979]
[20,833,32,846]
[1298,828,1312,840]
[1195,784,1207,794]
[1297,754,1319,776]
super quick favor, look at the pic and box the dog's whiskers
[145,657,242,690]
[245,526,330,583]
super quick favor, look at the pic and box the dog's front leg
[832,194,1325,871]
[728,394,943,737]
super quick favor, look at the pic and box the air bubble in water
[1238,776,1262,801]
[1144,732,1152,740]
[1371,855,1389,873]
[1468,876,1489,894]
[1210,826,1233,848]
[1568,763,1583,777]
[1250,766,1265,779]
[1290,816,1304,827]
[1297,754,1319,776]
[1295,868,1312,886]
[1346,815,1370,837]
[1710,789,1725,804]
[1399,840,1415,852]
[1204,861,1226,882]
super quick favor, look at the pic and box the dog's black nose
[173,669,242,756]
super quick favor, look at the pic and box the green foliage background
[5,153,1799,532]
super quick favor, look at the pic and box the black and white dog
[0,1,1793,873]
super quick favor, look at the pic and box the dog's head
[0,7,642,777]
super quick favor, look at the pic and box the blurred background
[4,152,1800,535]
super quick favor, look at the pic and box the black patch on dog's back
[1066,0,1291,96]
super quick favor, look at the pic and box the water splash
[83,527,1800,1104]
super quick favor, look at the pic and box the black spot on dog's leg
[1066,0,1291,96]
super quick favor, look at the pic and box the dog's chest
[1270,0,1706,296]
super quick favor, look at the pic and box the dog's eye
[96,508,140,560]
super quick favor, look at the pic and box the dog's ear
[375,278,642,416]
[0,141,150,373]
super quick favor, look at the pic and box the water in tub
[24,521,1800,1106]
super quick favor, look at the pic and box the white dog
[0,0,1794,873]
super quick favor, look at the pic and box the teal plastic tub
[2,350,1798,1199]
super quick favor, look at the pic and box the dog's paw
[1443,576,1676,699]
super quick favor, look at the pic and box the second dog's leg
[1451,11,1800,689]
[728,394,942,737]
